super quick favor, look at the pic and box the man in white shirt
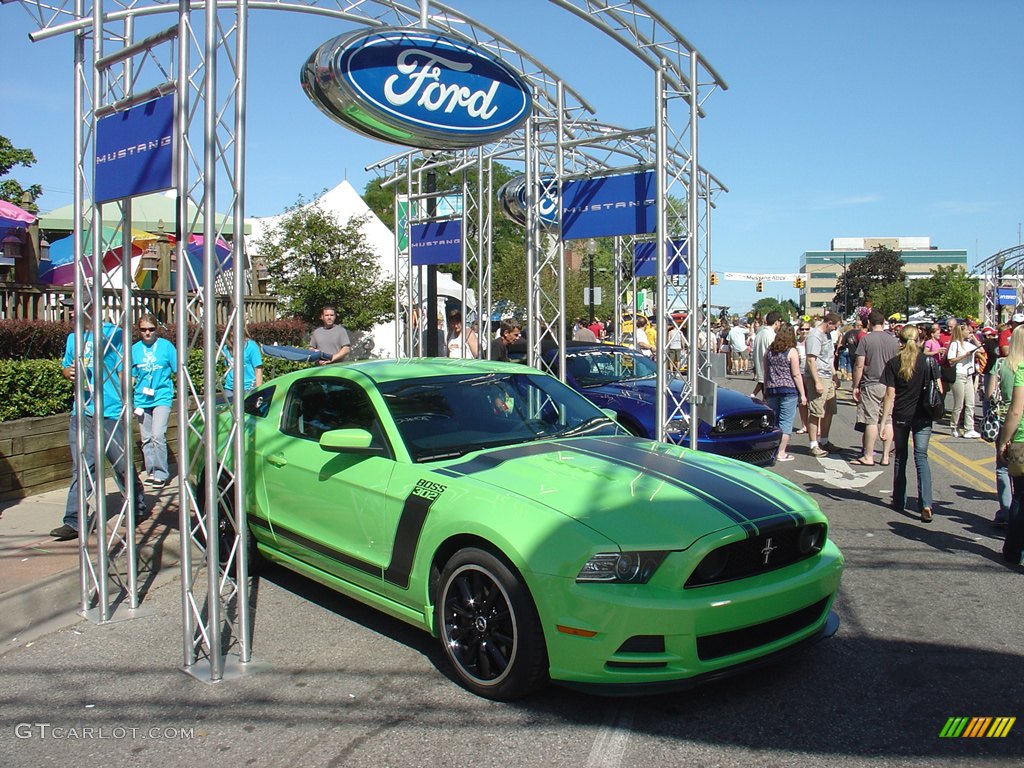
[727,319,750,376]
[751,311,781,399]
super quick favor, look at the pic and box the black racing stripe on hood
[588,437,804,531]
[433,441,569,478]
[542,438,757,535]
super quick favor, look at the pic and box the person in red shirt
[998,313,1023,357]
[588,317,604,339]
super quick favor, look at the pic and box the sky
[2,0,1023,313]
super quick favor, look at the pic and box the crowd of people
[719,307,1024,563]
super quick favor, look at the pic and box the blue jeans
[892,418,933,512]
[137,405,171,481]
[64,415,147,530]
[996,463,1016,522]
[766,393,798,435]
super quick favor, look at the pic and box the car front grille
[696,597,830,661]
[729,448,777,466]
[715,414,773,435]
[685,523,827,588]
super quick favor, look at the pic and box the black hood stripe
[588,437,804,531]
[434,441,568,478]
[547,438,756,534]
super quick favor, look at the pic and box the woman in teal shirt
[223,330,263,401]
[131,313,177,487]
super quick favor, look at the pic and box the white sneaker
[951,429,961,438]
[962,430,981,439]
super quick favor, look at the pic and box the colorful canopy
[0,199,37,230]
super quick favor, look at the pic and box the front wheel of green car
[196,474,263,575]
[435,547,548,700]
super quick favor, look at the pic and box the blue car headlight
[576,551,668,584]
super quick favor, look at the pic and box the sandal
[776,454,794,462]
[920,508,933,523]
[795,427,807,434]
[849,456,875,466]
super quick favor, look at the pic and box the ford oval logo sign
[302,27,533,149]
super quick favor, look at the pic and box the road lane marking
[796,456,882,488]
[586,701,636,768]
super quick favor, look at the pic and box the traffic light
[710,272,719,286]
[794,276,805,289]
[755,281,764,293]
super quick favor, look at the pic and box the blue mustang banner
[561,171,656,240]
[94,94,174,203]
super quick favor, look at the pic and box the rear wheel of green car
[436,547,548,700]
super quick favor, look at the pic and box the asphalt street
[2,375,1022,767]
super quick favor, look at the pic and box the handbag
[921,357,945,421]
[1007,442,1024,477]
[982,406,1001,441]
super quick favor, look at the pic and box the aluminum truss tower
[8,0,728,683]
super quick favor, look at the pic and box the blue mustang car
[522,342,782,466]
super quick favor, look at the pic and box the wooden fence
[0,283,278,324]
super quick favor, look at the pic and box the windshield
[565,348,658,387]
[378,371,623,462]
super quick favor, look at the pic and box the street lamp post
[904,275,911,321]
[586,238,596,324]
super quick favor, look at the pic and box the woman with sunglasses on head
[132,313,178,488]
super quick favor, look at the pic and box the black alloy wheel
[436,547,548,700]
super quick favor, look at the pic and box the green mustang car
[193,358,843,700]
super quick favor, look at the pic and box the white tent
[246,179,474,358]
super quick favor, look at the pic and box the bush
[0,359,73,421]
[0,347,313,422]
[0,320,73,359]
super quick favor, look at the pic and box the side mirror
[319,428,377,454]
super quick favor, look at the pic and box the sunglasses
[140,327,157,332]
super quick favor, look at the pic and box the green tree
[251,196,393,328]
[752,297,800,324]
[862,280,910,320]
[913,265,982,319]
[0,135,42,210]
[834,245,906,313]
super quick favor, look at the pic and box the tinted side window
[281,378,388,451]
[244,386,275,418]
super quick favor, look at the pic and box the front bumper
[532,541,843,691]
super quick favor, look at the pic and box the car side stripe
[586,437,803,531]
[383,490,436,590]
[264,521,381,578]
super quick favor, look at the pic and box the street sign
[584,287,602,305]
[997,287,1017,307]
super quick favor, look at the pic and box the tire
[435,547,548,700]
[197,473,263,575]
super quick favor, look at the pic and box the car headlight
[576,551,668,584]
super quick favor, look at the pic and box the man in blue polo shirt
[50,300,147,541]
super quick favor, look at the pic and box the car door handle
[267,454,288,467]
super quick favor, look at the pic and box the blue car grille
[715,414,773,434]
[728,448,778,466]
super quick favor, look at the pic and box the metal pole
[654,61,667,443]
[203,0,223,682]
[234,0,252,665]
[688,52,700,449]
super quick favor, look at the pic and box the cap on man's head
[982,326,998,335]
[1012,313,1024,324]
